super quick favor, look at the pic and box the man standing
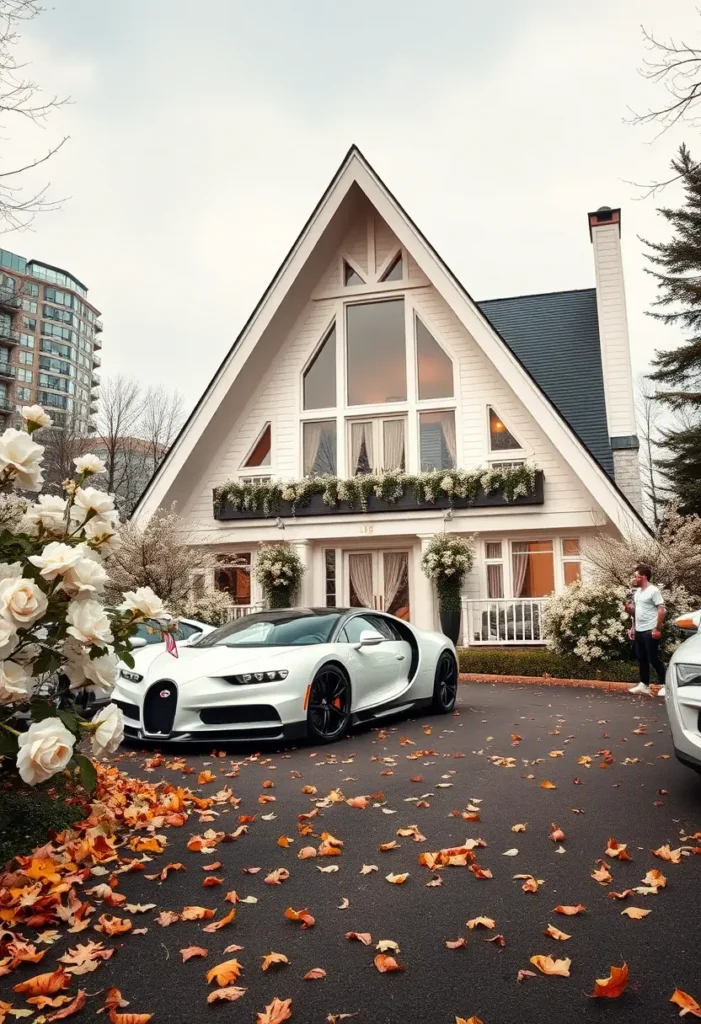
[628,564,667,697]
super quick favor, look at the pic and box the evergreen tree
[644,144,701,515]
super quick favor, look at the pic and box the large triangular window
[488,408,521,452]
[303,324,336,410]
[243,424,271,467]
[380,251,403,282]
[344,260,365,286]
[416,315,453,400]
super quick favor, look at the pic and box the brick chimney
[588,207,642,512]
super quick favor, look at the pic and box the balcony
[0,364,16,380]
[214,469,545,521]
[0,324,20,345]
[92,371,100,387]
[90,401,98,415]
[0,288,20,311]
[93,335,102,351]
[94,319,103,333]
[0,396,14,413]
[92,352,101,367]
[460,597,550,646]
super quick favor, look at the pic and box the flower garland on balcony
[214,463,538,517]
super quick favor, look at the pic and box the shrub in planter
[254,543,306,609]
[421,534,474,644]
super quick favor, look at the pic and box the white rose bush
[0,406,171,793]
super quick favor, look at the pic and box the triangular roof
[133,145,648,535]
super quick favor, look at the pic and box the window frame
[483,540,505,599]
[346,413,407,476]
[510,538,555,599]
[345,296,408,408]
[560,537,582,588]
[302,319,337,412]
[487,406,524,455]
[418,408,457,472]
[302,417,337,477]
[239,422,272,475]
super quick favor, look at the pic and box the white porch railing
[460,597,550,646]
[224,603,264,622]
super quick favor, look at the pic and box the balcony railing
[0,324,20,345]
[92,352,101,367]
[93,336,102,351]
[94,319,103,332]
[460,597,550,646]
[0,396,14,413]
[0,363,16,379]
[223,603,264,622]
[0,288,21,310]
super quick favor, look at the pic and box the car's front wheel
[431,651,458,713]
[306,665,351,744]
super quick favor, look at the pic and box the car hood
[140,644,302,683]
[671,630,701,664]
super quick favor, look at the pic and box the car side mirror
[675,610,701,633]
[355,629,384,650]
[129,636,147,649]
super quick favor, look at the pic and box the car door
[340,613,406,711]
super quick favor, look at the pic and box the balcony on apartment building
[93,335,102,351]
[92,371,100,388]
[0,287,21,311]
[92,352,101,367]
[0,324,20,345]
[94,319,103,333]
[0,363,16,380]
[0,395,14,413]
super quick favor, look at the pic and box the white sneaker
[629,683,652,695]
[656,686,666,698]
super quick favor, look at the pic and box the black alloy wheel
[432,652,458,713]
[307,666,351,743]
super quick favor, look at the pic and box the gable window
[489,407,521,451]
[484,541,504,599]
[562,538,582,585]
[419,410,456,471]
[344,260,364,286]
[215,553,251,606]
[512,540,554,598]
[303,324,336,410]
[303,419,336,476]
[380,252,403,282]
[349,416,406,475]
[416,316,453,400]
[347,299,406,405]
[244,424,271,468]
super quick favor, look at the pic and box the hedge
[458,647,639,683]
[0,777,88,866]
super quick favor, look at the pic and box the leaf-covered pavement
[2,682,701,1023]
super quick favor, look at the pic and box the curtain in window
[383,552,407,611]
[303,422,322,476]
[441,412,456,467]
[351,421,374,475]
[487,563,504,599]
[349,553,374,608]
[383,420,405,472]
[512,543,529,598]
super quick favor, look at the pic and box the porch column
[293,540,313,607]
[416,534,436,632]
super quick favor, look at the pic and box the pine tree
[644,144,701,515]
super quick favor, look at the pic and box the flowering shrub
[0,406,170,792]
[254,543,305,609]
[173,588,237,626]
[421,534,475,611]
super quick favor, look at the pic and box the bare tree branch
[95,375,144,513]
[138,385,185,479]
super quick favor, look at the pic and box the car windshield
[134,620,196,644]
[193,610,341,648]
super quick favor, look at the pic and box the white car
[129,616,216,651]
[110,607,458,745]
[665,609,701,776]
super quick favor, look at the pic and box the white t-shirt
[633,584,665,632]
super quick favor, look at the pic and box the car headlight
[675,663,701,687]
[224,670,289,685]
[119,668,144,683]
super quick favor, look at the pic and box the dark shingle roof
[477,288,613,477]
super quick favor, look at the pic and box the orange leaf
[469,864,493,879]
[202,907,236,932]
[374,953,404,973]
[277,836,293,848]
[530,955,571,977]
[181,946,208,961]
[540,780,557,789]
[345,931,372,945]
[553,904,586,916]
[45,990,87,1021]
[182,906,215,920]
[379,841,398,852]
[207,987,247,1004]
[385,873,409,884]
[298,847,317,860]
[591,860,612,885]
[265,868,290,885]
[511,823,527,832]
[109,1012,154,1024]
[206,958,243,986]
[544,924,571,941]
[466,917,495,930]
[621,907,650,920]
[346,797,368,809]
[301,785,317,795]
[445,938,467,949]
[256,997,292,1024]
[198,770,216,784]
[202,861,221,871]
[642,868,667,889]
[653,844,682,863]
[591,962,629,998]
[488,934,506,947]
[97,914,133,935]
[13,968,71,996]
[456,1018,483,1024]
[605,838,631,861]
[550,824,565,843]
[318,842,342,857]
[608,890,634,900]
[156,911,180,926]
[670,989,701,1018]
[258,795,276,804]
[261,952,290,971]
[285,907,315,928]
[263,779,275,788]
[203,876,224,887]
[303,968,327,980]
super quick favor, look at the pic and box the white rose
[63,554,108,598]
[64,647,117,696]
[0,428,44,490]
[118,586,168,621]
[29,541,85,581]
[91,703,124,757]
[82,516,121,552]
[66,598,114,647]
[16,718,75,786]
[0,615,18,659]
[73,453,106,476]
[21,404,52,430]
[0,576,48,627]
[30,494,68,534]
[73,486,116,523]
[0,659,31,703]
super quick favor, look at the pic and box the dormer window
[489,408,521,452]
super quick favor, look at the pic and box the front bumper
[665,666,701,766]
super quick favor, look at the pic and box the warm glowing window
[562,538,582,585]
[215,553,251,605]
[346,299,407,405]
[416,316,453,400]
[512,540,554,598]
[489,408,520,451]
[244,425,271,467]
[303,325,336,410]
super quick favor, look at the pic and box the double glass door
[345,550,410,620]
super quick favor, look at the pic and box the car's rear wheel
[307,665,351,744]
[431,651,458,713]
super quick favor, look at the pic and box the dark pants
[634,630,666,685]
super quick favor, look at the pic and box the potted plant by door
[421,534,475,645]
[254,543,306,609]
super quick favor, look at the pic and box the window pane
[489,408,520,451]
[303,325,336,410]
[382,418,405,472]
[303,420,336,476]
[215,554,251,605]
[487,563,504,598]
[245,425,271,467]
[325,549,336,607]
[512,541,554,598]
[381,253,403,282]
[491,460,525,471]
[347,299,406,404]
[420,410,456,471]
[344,261,364,286]
[416,317,453,399]
[485,542,502,560]
[350,420,373,475]
[564,561,581,585]
[563,538,581,556]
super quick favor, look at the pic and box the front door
[344,550,411,620]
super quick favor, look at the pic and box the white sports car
[665,608,701,776]
[111,607,458,745]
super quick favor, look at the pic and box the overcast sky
[4,0,696,413]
